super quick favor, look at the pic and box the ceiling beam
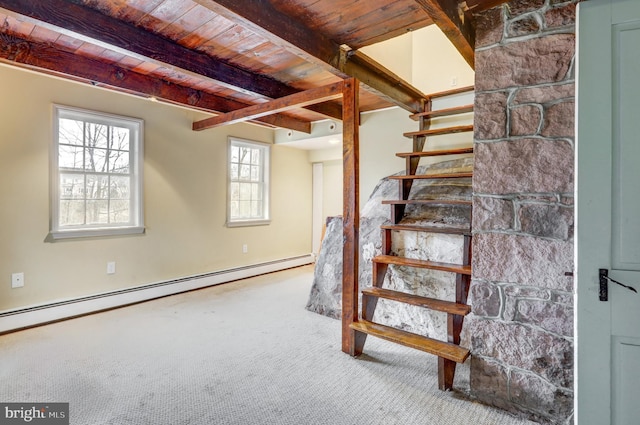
[336,50,426,113]
[193,82,344,131]
[0,0,341,121]
[193,0,339,67]
[414,0,475,68]
[194,0,428,112]
[0,31,312,133]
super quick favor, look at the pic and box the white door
[577,1,640,424]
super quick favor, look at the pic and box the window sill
[48,226,145,241]
[226,219,271,228]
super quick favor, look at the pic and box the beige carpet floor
[0,265,537,425]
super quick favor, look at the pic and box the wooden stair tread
[381,224,471,236]
[350,320,470,363]
[389,172,472,180]
[428,85,474,99]
[362,287,471,316]
[373,254,471,275]
[410,105,474,120]
[404,125,474,138]
[382,199,471,206]
[396,147,474,158]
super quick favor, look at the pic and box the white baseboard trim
[0,254,314,334]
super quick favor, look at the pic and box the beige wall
[411,26,474,94]
[361,26,474,95]
[0,64,312,312]
[320,159,343,220]
[307,108,415,210]
[360,31,413,83]
[359,108,414,204]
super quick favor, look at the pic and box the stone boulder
[306,157,473,341]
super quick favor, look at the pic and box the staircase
[349,86,474,391]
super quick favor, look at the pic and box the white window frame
[50,105,144,240]
[227,137,271,227]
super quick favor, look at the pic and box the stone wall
[469,1,578,423]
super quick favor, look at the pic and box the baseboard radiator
[0,254,314,334]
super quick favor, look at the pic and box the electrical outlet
[11,272,24,288]
[242,244,248,254]
[107,262,116,275]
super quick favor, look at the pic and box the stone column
[468,1,578,423]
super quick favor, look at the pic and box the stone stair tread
[396,147,474,158]
[381,223,471,236]
[389,172,473,180]
[350,320,470,363]
[373,254,471,275]
[382,199,471,206]
[410,105,474,120]
[362,287,471,316]
[404,125,474,138]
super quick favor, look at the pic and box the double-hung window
[51,105,144,239]
[227,137,270,226]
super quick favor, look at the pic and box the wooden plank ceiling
[0,0,507,132]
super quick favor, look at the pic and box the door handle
[599,268,638,302]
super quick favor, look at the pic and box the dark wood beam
[193,0,338,68]
[337,50,425,112]
[194,0,428,113]
[193,82,343,131]
[341,78,364,356]
[415,0,475,68]
[0,0,341,120]
[0,31,312,133]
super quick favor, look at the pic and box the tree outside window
[227,138,270,227]
[51,106,144,239]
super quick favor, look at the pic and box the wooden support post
[341,78,365,356]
